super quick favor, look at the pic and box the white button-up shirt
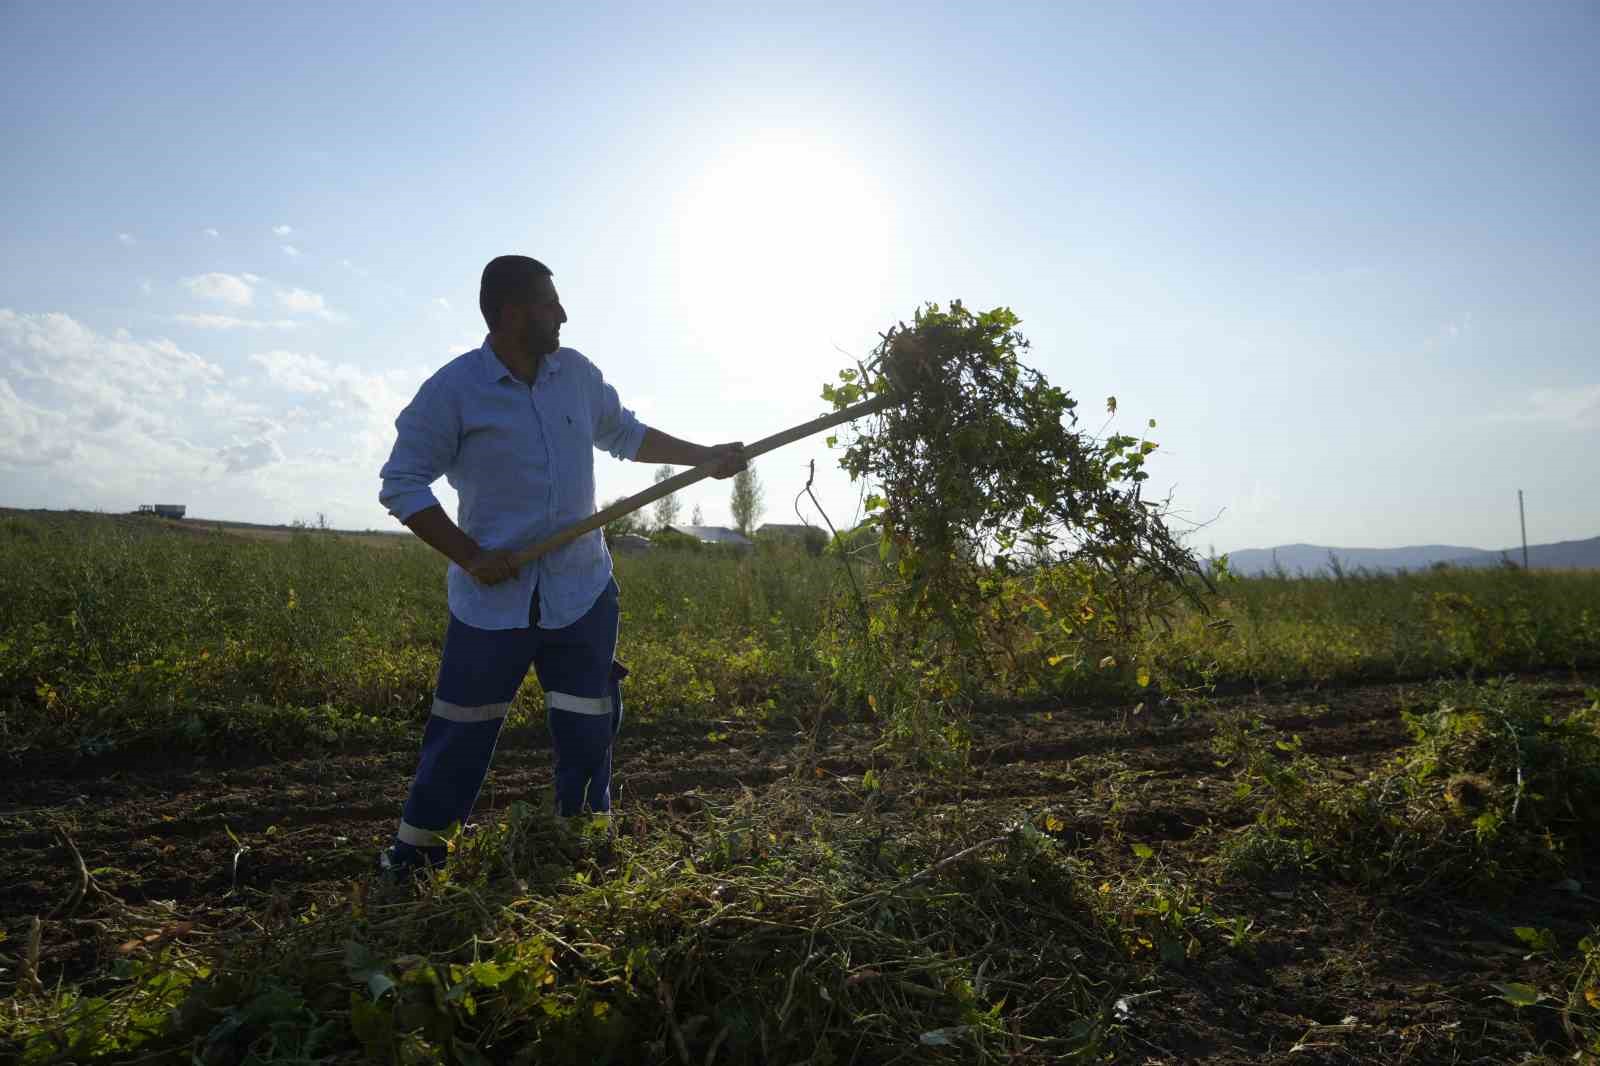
[379,337,648,630]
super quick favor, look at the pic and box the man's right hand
[463,549,520,586]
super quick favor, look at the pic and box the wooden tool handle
[506,391,899,568]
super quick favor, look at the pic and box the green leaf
[1513,927,1557,953]
[1131,843,1154,860]
[919,1028,962,1047]
[1490,982,1540,1007]
[344,940,396,1002]
[366,970,395,1002]
[467,959,517,989]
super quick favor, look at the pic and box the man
[376,255,743,876]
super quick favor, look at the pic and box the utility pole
[1518,489,1529,569]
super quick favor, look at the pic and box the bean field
[2,510,1597,1064]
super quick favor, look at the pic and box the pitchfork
[505,391,901,569]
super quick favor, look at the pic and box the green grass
[2,512,1597,758]
[1212,679,1600,897]
[3,788,1129,1064]
[4,513,1598,1063]
[0,514,837,758]
[1148,564,1600,690]
[8,678,1592,1063]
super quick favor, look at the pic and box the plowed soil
[4,675,1596,1064]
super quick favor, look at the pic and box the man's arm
[378,378,517,586]
[403,505,518,585]
[634,428,746,479]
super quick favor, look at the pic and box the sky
[1,0,1595,554]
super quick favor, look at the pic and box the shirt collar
[479,335,562,382]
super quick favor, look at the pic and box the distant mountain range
[1223,535,1600,576]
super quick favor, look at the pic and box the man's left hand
[705,442,747,479]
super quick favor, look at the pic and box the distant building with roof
[138,504,187,519]
[666,525,754,552]
[607,532,655,556]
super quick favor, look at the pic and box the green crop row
[1,512,1597,758]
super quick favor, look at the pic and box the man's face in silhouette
[504,273,566,359]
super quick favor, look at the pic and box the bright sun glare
[674,136,891,347]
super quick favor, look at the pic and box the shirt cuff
[614,419,650,462]
[381,484,442,524]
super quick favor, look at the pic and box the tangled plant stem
[820,302,1209,750]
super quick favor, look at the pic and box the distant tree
[650,527,702,552]
[729,463,765,535]
[601,498,646,540]
[691,502,705,526]
[652,465,681,530]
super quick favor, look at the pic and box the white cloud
[282,244,300,257]
[118,233,135,246]
[248,350,403,418]
[242,273,261,284]
[219,436,285,473]
[0,308,433,527]
[174,313,297,331]
[251,350,334,393]
[433,297,451,310]
[0,376,69,467]
[0,309,223,477]
[139,280,154,296]
[280,290,321,313]
[180,271,256,307]
[203,227,220,238]
[273,224,294,237]
[1494,384,1600,430]
[275,286,340,320]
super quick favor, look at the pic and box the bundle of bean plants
[818,302,1207,761]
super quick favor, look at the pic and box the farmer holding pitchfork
[376,255,744,877]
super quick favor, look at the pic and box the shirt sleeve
[586,358,649,461]
[379,374,460,522]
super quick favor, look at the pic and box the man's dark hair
[479,255,553,330]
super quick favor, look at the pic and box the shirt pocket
[554,399,597,514]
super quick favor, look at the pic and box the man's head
[480,255,566,358]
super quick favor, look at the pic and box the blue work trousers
[392,580,625,865]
